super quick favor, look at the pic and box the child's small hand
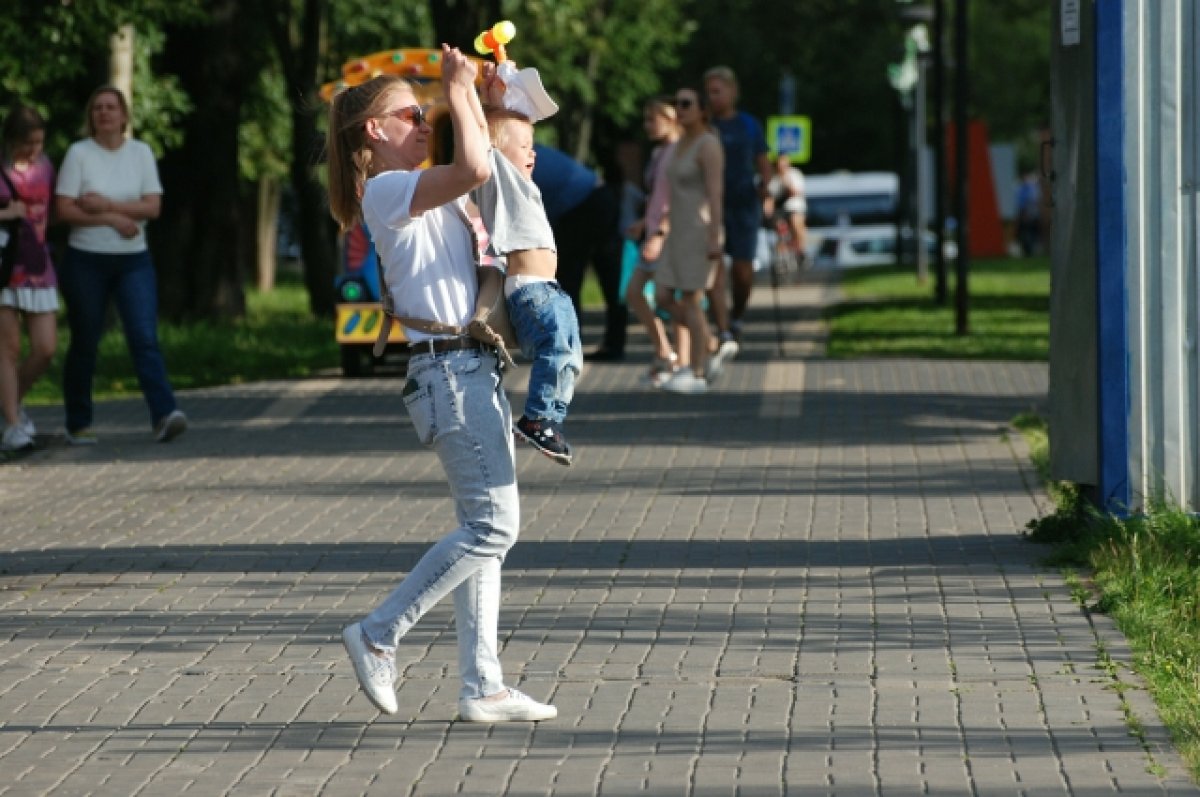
[481,62,507,107]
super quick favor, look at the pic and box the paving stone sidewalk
[0,275,1195,796]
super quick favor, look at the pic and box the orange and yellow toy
[473,21,516,63]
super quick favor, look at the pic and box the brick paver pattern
[1,280,1194,795]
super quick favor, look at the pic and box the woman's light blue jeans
[361,348,519,700]
[506,280,582,424]
[58,247,178,433]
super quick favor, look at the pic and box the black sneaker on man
[514,415,573,466]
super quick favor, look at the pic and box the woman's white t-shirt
[362,169,478,343]
[55,138,163,254]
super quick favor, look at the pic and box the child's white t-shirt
[470,148,556,256]
[362,169,479,342]
[55,138,163,254]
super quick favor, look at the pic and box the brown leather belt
[409,337,483,356]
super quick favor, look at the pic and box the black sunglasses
[674,97,695,109]
[382,105,428,127]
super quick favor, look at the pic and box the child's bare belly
[505,249,557,279]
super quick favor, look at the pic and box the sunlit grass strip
[1018,415,1200,780]
[24,279,338,406]
[826,257,1050,361]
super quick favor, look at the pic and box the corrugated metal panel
[1125,0,1200,509]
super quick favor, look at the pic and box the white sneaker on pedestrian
[662,367,709,395]
[341,623,398,714]
[641,354,679,389]
[707,338,739,382]
[647,366,678,389]
[1,425,34,452]
[154,409,188,442]
[458,688,558,722]
[17,407,35,437]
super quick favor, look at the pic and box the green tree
[969,0,1050,169]
[671,0,908,173]
[151,0,269,320]
[0,2,196,157]
[666,0,1049,175]
[260,0,433,316]
[259,0,339,316]
[129,25,192,159]
[238,67,291,293]
[3,1,1051,322]
[502,0,692,163]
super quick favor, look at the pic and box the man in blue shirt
[705,66,772,345]
[1014,171,1041,257]
[532,143,627,360]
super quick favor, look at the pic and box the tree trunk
[290,113,336,316]
[264,0,336,317]
[568,4,609,162]
[108,24,134,109]
[151,0,253,320]
[256,177,281,292]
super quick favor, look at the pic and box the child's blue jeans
[506,280,582,424]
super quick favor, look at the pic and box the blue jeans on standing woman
[506,280,582,424]
[361,348,520,700]
[59,247,178,433]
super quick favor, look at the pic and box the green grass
[1018,416,1200,780]
[826,256,1049,360]
[581,272,603,309]
[23,277,338,406]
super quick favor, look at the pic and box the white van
[803,172,901,268]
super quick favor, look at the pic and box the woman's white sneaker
[706,338,739,381]
[1,425,34,452]
[661,367,709,395]
[341,623,398,714]
[458,688,558,722]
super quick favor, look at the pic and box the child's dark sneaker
[514,415,573,466]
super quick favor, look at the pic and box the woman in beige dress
[655,87,724,395]
[625,96,688,387]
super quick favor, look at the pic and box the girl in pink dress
[0,106,57,452]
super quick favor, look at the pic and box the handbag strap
[368,202,514,367]
[372,256,514,368]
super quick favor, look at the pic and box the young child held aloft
[471,66,582,466]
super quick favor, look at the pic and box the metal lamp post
[889,7,933,281]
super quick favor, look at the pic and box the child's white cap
[496,61,559,122]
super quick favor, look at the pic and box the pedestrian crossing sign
[767,115,812,164]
